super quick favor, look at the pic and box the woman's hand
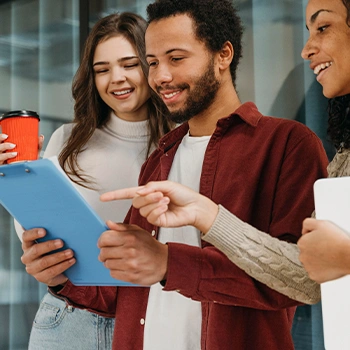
[38,134,44,158]
[0,134,44,165]
[299,218,350,283]
[101,180,219,233]
[0,133,17,164]
[21,228,76,286]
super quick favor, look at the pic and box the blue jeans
[29,292,115,350]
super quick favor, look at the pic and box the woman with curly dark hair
[298,0,350,284]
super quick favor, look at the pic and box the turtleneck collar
[105,111,150,139]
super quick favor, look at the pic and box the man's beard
[160,59,220,124]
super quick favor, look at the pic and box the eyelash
[94,63,139,74]
[147,57,185,67]
[317,25,329,33]
[125,63,139,69]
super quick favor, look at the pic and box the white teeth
[314,61,332,75]
[113,89,132,96]
[164,91,179,99]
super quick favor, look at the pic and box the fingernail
[65,250,73,257]
[10,152,17,156]
[54,240,63,248]
[0,134,8,140]
[37,229,45,237]
[8,143,16,149]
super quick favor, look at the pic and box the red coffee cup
[0,110,40,164]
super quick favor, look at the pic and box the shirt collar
[226,102,263,127]
[158,102,263,150]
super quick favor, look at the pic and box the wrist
[194,196,218,233]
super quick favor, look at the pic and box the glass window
[0,1,78,349]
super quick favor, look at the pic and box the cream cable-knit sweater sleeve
[202,205,319,304]
[202,149,350,305]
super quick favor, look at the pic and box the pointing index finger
[100,186,145,202]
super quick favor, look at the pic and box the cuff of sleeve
[203,205,246,247]
[49,280,74,297]
[162,242,202,297]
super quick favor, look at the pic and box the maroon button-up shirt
[55,102,329,349]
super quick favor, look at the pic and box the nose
[301,37,317,60]
[111,67,127,83]
[149,64,172,88]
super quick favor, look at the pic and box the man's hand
[98,222,168,286]
[21,228,75,286]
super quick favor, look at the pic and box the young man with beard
[95,1,329,349]
[28,0,328,349]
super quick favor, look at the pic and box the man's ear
[218,41,234,70]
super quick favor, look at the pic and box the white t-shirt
[143,132,211,350]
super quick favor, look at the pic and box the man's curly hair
[146,0,243,87]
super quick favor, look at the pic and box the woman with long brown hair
[4,12,172,350]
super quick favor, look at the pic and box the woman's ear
[218,41,234,70]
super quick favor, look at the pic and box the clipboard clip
[0,165,33,177]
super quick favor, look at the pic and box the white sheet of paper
[314,177,350,350]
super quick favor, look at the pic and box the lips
[110,88,135,100]
[313,61,333,75]
[163,90,181,99]
[111,88,134,96]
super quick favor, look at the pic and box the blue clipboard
[0,156,136,286]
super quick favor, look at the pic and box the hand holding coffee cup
[0,110,41,164]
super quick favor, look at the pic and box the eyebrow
[306,9,333,29]
[93,56,139,67]
[146,48,189,59]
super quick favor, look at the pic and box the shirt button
[140,318,145,325]
[151,230,156,237]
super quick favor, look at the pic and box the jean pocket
[32,295,67,329]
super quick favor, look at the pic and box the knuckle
[31,244,39,256]
[25,265,34,275]
[20,254,27,264]
[103,259,110,269]
[38,256,50,270]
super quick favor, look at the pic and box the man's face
[145,14,220,123]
